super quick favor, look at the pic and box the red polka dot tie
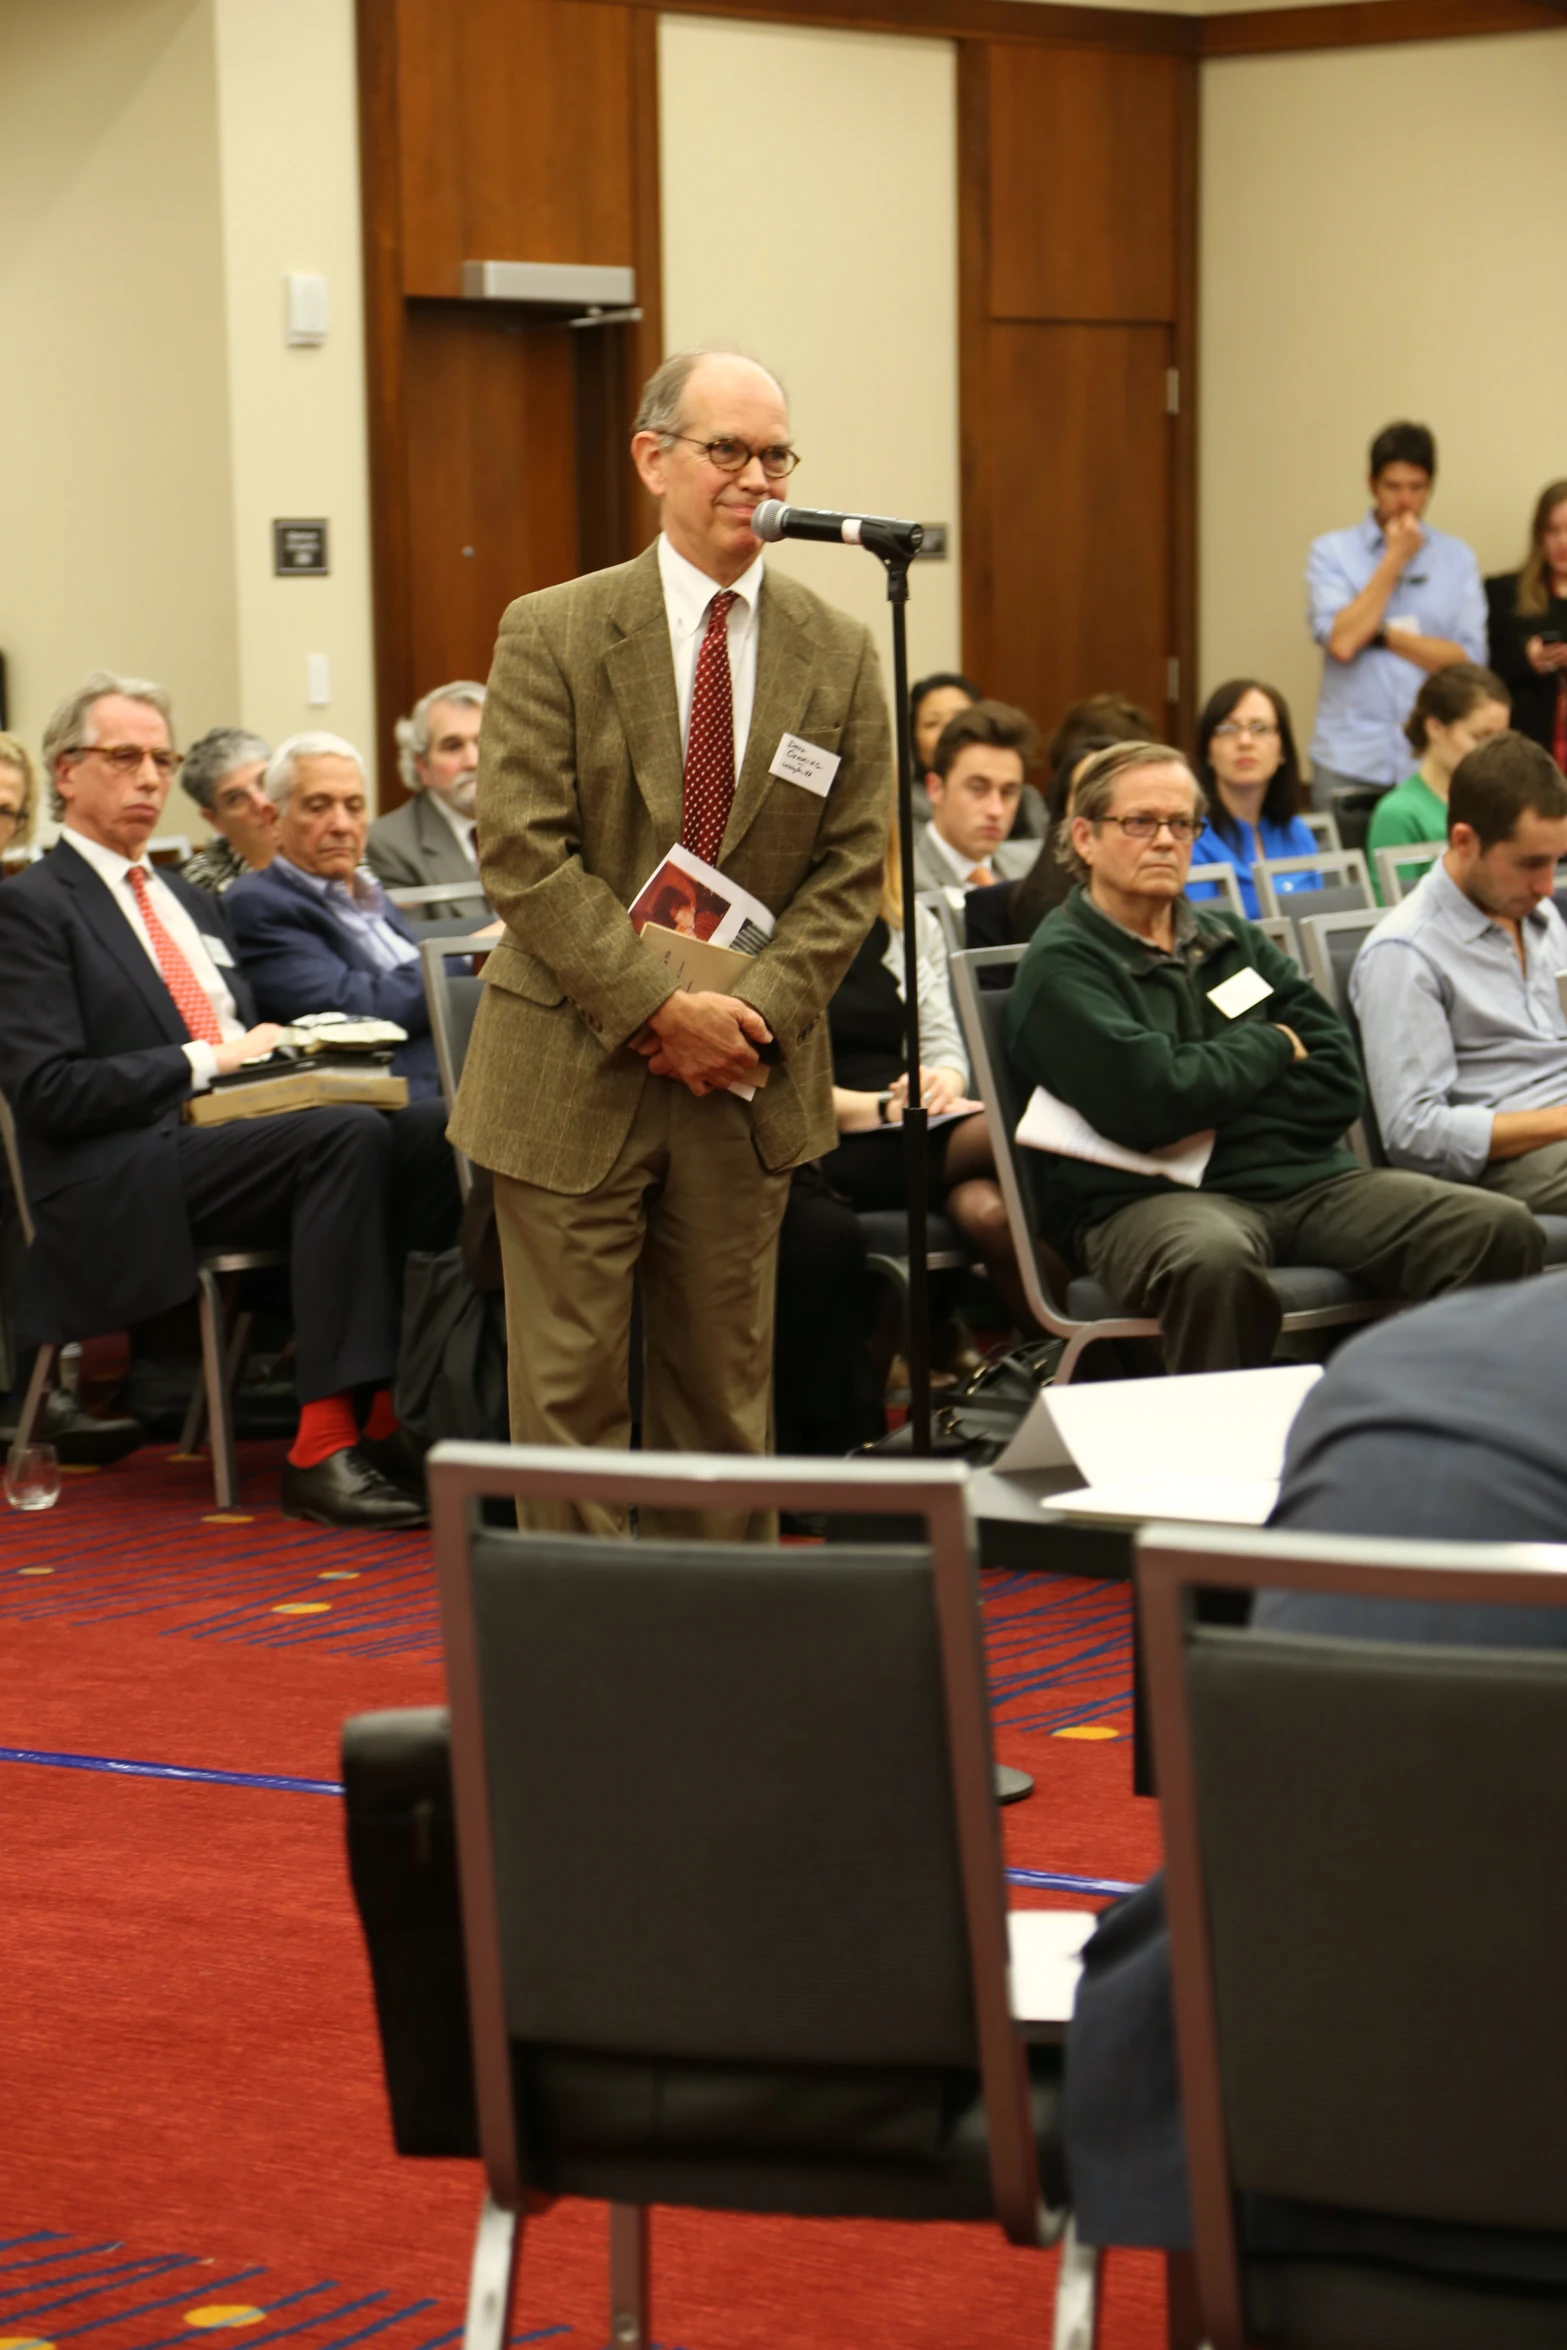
[681,590,737,867]
[126,864,225,1046]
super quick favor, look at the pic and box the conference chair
[1373,838,1443,904]
[953,946,1394,1383]
[1251,915,1300,968]
[1299,809,1342,854]
[1133,1519,1567,2350]
[1324,785,1383,857]
[0,1086,283,1508]
[343,1445,1097,2350]
[419,934,495,1202]
[1183,861,1245,918]
[1252,848,1371,925]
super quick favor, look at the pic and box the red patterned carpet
[1,1440,1165,2349]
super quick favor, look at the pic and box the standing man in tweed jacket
[449,349,891,1535]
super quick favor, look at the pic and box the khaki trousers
[1080,1167,1542,1374]
[1482,1140,1567,1215]
[493,1076,791,1540]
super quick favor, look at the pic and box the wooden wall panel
[987,45,1179,323]
[985,324,1173,730]
[394,0,638,295]
[403,306,581,691]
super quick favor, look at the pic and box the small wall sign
[273,519,330,576]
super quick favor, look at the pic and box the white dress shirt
[657,531,765,778]
[924,820,993,909]
[425,788,478,865]
[60,828,245,1089]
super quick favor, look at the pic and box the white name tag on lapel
[769,733,840,798]
[1207,966,1273,1019]
[202,935,237,968]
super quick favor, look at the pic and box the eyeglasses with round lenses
[77,744,184,779]
[1101,814,1202,843]
[1212,719,1280,741]
[670,435,801,480]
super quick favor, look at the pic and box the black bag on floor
[395,1247,509,1448]
[859,1337,1065,1467]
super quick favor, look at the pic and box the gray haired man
[180,726,275,894]
[366,680,487,915]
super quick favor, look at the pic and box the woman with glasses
[1189,679,1319,920]
[0,734,38,866]
[1365,661,1510,902]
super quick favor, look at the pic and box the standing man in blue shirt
[1306,422,1486,811]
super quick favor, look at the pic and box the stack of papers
[1016,1085,1215,1189]
[995,1362,1323,1526]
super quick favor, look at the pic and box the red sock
[288,1393,360,1469]
[362,1389,400,1442]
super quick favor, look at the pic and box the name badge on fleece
[202,935,237,969]
[1207,966,1273,1020]
[769,733,840,798]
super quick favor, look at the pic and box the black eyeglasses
[1098,814,1202,843]
[668,436,801,480]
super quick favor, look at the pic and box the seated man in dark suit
[0,671,426,1529]
[366,680,490,918]
[228,735,469,1264]
[1065,1279,1567,2286]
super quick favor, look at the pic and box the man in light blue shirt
[1307,422,1486,807]
[1351,732,1567,1212]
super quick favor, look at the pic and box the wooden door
[984,322,1173,734]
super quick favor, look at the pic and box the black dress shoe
[355,1428,428,1502]
[0,1387,145,1467]
[280,1445,429,1529]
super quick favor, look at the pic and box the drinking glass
[4,1442,61,1511]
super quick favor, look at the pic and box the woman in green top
[1366,660,1510,900]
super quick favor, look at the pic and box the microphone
[752,499,923,562]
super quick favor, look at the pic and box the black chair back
[1140,1524,1567,2348]
[1298,908,1387,1164]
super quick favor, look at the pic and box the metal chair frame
[1373,837,1443,904]
[419,934,496,1203]
[1250,914,1299,968]
[952,944,1394,1382]
[1252,846,1371,920]
[386,879,491,912]
[1137,1520,1567,2350]
[1299,809,1342,854]
[428,1442,1086,2350]
[2,1084,281,1506]
[1183,861,1245,917]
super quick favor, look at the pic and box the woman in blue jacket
[1189,678,1319,920]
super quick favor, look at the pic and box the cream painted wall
[0,0,238,843]
[658,17,961,691]
[1200,28,1567,753]
[212,0,376,785]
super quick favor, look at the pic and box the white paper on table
[1016,1086,1214,1189]
[994,1360,1323,1525]
[629,842,776,955]
[1008,1909,1096,2025]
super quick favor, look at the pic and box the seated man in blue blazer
[227,733,467,1267]
[0,672,426,1529]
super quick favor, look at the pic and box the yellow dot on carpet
[59,1464,99,1476]
[1053,1725,1119,1741]
[318,1569,359,1580]
[167,1451,205,1462]
[0,2334,56,2348]
[183,2309,265,2331]
[273,1600,330,1615]
[17,1565,54,1576]
[203,1513,254,1525]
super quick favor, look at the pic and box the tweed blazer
[449,542,892,1193]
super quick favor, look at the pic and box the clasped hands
[632,989,772,1096]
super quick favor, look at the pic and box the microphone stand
[864,524,1032,1806]
[863,528,932,1460]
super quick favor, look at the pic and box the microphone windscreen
[750,498,786,543]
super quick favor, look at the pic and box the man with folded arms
[0,672,424,1526]
[1003,741,1540,1372]
[1352,731,1567,1212]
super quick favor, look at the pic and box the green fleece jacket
[1004,885,1363,1258]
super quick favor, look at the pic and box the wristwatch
[876,1091,893,1125]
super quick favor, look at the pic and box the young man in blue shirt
[1306,421,1486,810]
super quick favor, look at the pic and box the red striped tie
[126,865,225,1046]
[681,590,737,867]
